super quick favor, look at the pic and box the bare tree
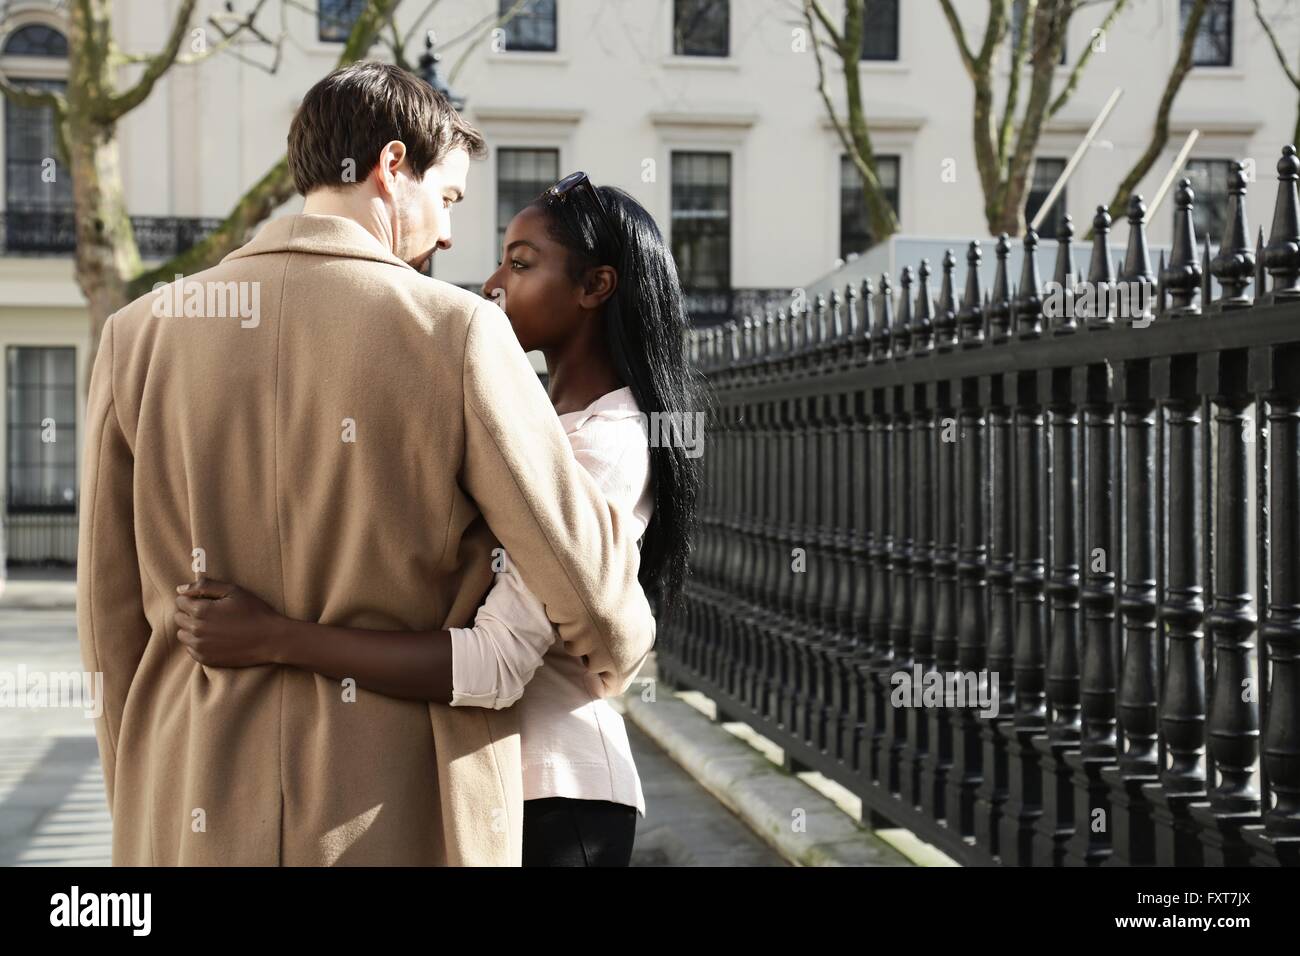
[1097,0,1209,233]
[0,0,521,372]
[940,0,1130,236]
[377,0,529,81]
[1251,0,1300,149]
[803,0,901,248]
[0,0,404,369]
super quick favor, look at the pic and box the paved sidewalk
[0,569,110,866]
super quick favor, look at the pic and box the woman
[169,173,705,867]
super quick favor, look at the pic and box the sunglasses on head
[546,171,622,260]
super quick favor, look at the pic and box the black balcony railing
[1,209,224,258]
[684,286,794,326]
[661,147,1300,867]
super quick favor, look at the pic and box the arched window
[2,23,69,57]
[2,22,73,251]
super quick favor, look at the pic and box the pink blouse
[448,386,653,815]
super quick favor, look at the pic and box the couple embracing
[76,60,703,867]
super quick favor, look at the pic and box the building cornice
[818,107,925,133]
[650,110,759,129]
[468,107,586,125]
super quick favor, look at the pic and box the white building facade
[0,0,1296,562]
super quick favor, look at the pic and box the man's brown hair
[287,60,487,196]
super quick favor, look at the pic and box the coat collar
[222,213,416,272]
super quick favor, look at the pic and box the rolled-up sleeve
[448,563,555,709]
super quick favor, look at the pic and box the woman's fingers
[174,609,200,634]
[175,594,213,618]
[176,576,234,600]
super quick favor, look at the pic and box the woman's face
[481,205,589,353]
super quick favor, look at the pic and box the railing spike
[1201,239,1213,312]
[1163,178,1201,316]
[859,275,876,353]
[1255,226,1267,299]
[936,248,958,349]
[873,272,894,362]
[1087,204,1115,327]
[1211,160,1254,309]
[1051,214,1078,333]
[1015,227,1043,339]
[844,281,861,364]
[913,257,935,354]
[1156,247,1168,318]
[1264,144,1300,301]
[990,233,1012,342]
[958,240,985,347]
[895,265,914,355]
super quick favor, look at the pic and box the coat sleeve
[76,313,151,813]
[458,300,655,698]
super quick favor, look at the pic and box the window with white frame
[1183,0,1232,67]
[501,0,557,52]
[496,148,560,254]
[674,0,729,57]
[6,346,77,513]
[840,154,899,259]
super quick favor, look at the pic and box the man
[76,61,654,865]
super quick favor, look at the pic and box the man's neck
[301,189,395,256]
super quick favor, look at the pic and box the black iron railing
[0,209,224,258]
[660,147,1300,867]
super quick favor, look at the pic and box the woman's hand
[173,577,288,668]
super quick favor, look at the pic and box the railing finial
[936,249,958,350]
[958,240,985,347]
[1264,145,1300,301]
[895,266,915,356]
[913,258,935,355]
[1120,193,1155,326]
[873,272,894,362]
[990,233,1012,342]
[1164,179,1201,317]
[1087,204,1115,327]
[1211,161,1255,310]
[1015,228,1043,339]
[1051,214,1078,334]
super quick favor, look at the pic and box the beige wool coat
[75,213,656,866]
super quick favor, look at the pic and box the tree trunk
[1096,0,1208,235]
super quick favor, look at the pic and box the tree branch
[1000,0,1037,168]
[1096,0,1209,236]
[1252,0,1300,89]
[99,0,199,121]
[175,0,281,68]
[128,0,400,298]
[938,0,978,77]
[448,0,530,84]
[808,0,843,50]
[0,70,67,110]
[1048,0,1130,117]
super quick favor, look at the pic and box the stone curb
[624,687,915,867]
[0,579,77,611]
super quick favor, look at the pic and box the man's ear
[578,265,618,310]
[373,140,408,199]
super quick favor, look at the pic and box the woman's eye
[510,259,527,271]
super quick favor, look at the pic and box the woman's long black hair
[529,182,710,620]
